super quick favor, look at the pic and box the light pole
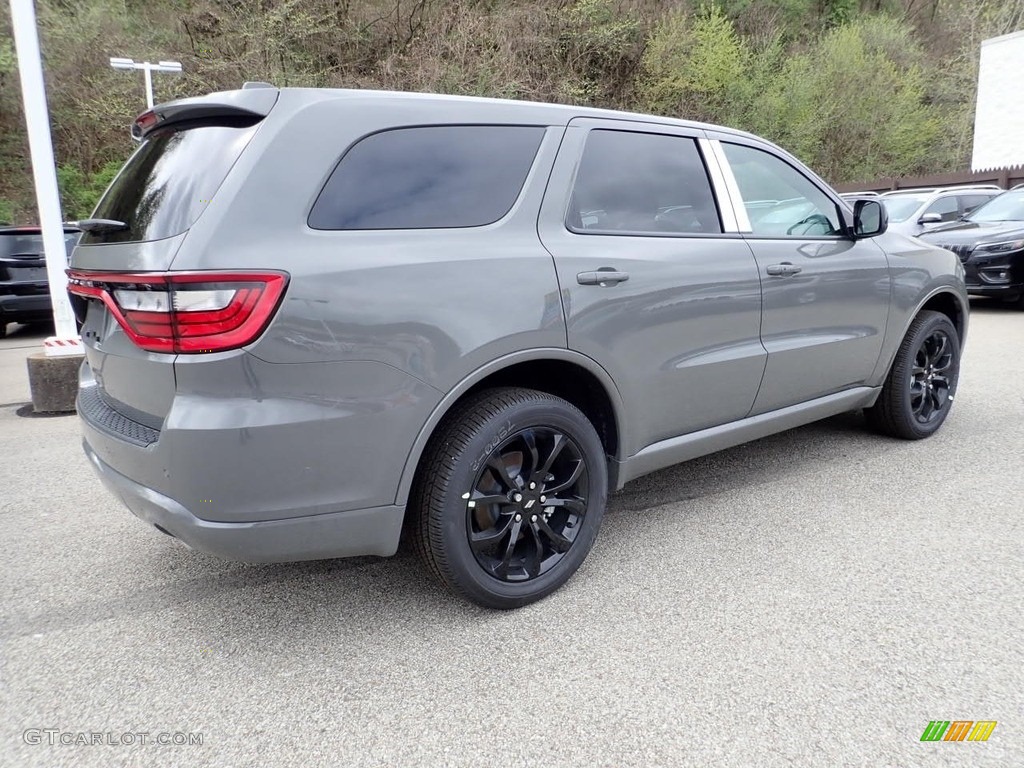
[9,0,78,352]
[109,57,183,108]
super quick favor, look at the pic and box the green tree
[555,0,645,105]
[751,17,942,182]
[637,4,752,124]
[0,0,1008,218]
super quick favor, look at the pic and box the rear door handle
[765,262,802,277]
[577,269,630,286]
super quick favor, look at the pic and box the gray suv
[70,86,968,608]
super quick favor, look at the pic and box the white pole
[143,64,154,108]
[8,0,80,354]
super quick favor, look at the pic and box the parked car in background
[919,188,1024,308]
[880,186,1002,237]
[69,86,968,608]
[0,226,81,338]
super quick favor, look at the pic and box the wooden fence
[834,165,1024,193]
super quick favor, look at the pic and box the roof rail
[881,184,1003,195]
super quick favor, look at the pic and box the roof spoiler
[131,86,279,141]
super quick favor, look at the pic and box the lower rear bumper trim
[83,440,405,562]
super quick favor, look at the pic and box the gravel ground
[1,304,1021,768]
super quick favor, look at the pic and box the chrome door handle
[765,262,802,277]
[577,269,630,286]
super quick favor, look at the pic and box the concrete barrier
[26,352,82,413]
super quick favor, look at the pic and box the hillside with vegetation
[1,0,1022,223]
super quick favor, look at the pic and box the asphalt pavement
[1,306,1021,767]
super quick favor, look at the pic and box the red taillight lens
[132,110,160,139]
[66,270,288,353]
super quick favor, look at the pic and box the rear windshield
[0,232,79,257]
[82,120,260,244]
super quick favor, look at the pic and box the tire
[410,387,608,609]
[0,319,6,339]
[865,310,960,440]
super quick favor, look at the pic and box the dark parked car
[0,226,81,337]
[69,86,968,608]
[919,188,1024,307]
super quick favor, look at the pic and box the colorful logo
[920,721,997,742]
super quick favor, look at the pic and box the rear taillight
[131,110,160,140]
[66,270,288,353]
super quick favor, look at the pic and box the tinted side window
[567,130,721,235]
[722,143,842,237]
[924,196,958,221]
[309,126,545,230]
[960,194,994,215]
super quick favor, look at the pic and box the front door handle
[765,262,803,277]
[577,268,630,286]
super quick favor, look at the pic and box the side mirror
[853,199,887,238]
[918,212,943,225]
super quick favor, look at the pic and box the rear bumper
[76,351,438,526]
[83,440,405,562]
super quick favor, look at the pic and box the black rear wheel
[411,387,607,609]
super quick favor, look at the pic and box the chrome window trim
[698,137,739,233]
[703,138,752,233]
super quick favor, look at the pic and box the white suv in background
[878,186,1002,237]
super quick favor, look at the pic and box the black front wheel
[411,387,607,609]
[865,310,961,439]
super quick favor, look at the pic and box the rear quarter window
[308,125,546,230]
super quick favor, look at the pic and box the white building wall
[971,30,1024,171]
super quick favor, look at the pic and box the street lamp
[109,57,183,108]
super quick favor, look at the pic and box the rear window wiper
[74,218,129,233]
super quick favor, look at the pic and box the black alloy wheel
[465,427,588,582]
[865,310,961,440]
[909,329,954,424]
[412,387,607,609]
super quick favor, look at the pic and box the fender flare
[393,348,626,507]
[872,286,968,384]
